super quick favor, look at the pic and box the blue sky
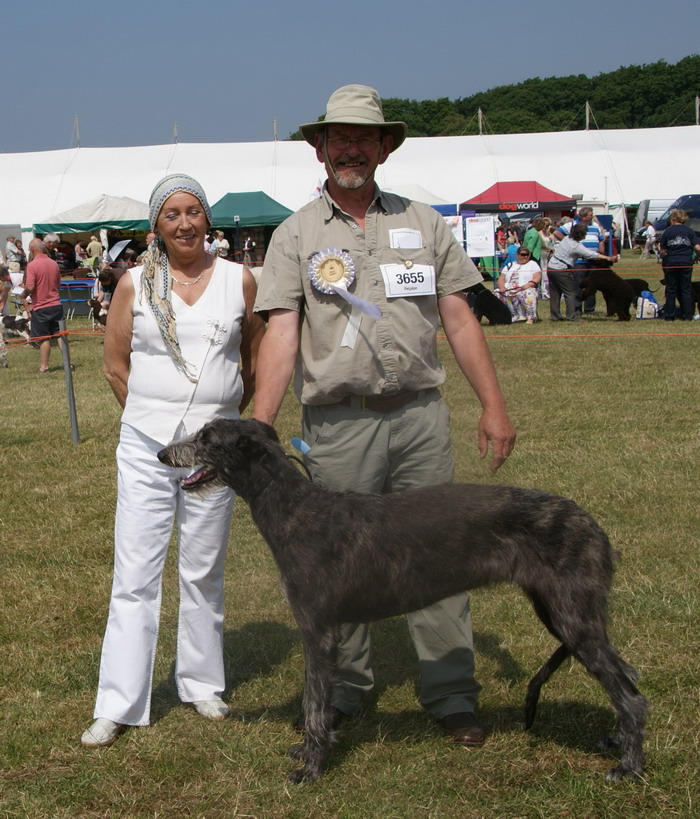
[2,0,698,153]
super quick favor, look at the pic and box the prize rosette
[308,249,355,294]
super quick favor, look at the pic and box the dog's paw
[288,765,322,785]
[605,765,643,783]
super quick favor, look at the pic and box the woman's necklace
[171,269,206,287]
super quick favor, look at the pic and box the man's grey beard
[330,163,371,190]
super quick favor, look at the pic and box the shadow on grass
[194,617,550,727]
[147,614,622,781]
[315,699,619,778]
[150,620,299,723]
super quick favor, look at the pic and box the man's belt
[335,388,438,413]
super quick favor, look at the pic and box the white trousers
[94,424,235,725]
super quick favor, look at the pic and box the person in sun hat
[81,173,265,748]
[252,84,516,747]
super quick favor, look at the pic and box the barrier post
[59,319,80,444]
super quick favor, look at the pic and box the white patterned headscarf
[140,174,213,383]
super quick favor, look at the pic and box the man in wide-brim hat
[253,84,516,748]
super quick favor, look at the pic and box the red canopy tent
[460,181,577,213]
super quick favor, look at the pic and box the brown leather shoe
[440,712,486,746]
[293,706,348,733]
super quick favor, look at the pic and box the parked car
[653,194,700,236]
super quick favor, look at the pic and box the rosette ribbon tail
[331,284,381,349]
[330,285,382,319]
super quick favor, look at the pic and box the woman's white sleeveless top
[121,258,246,445]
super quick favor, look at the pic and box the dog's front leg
[288,627,337,784]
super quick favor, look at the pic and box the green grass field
[1,255,699,817]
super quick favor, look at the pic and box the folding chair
[67,283,93,318]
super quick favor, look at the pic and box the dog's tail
[524,644,570,729]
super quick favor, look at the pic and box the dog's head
[594,258,615,270]
[1,315,30,339]
[157,418,282,500]
[88,299,108,326]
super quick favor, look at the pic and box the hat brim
[299,120,407,152]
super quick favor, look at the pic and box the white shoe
[81,718,122,747]
[193,699,231,720]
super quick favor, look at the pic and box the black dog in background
[465,283,512,325]
[579,262,647,321]
[659,277,700,317]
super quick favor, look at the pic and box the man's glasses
[327,136,382,150]
[517,252,530,257]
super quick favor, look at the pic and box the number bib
[379,263,436,298]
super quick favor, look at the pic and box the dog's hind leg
[524,644,570,729]
[522,590,571,727]
[527,586,646,779]
[572,639,647,780]
[289,626,337,783]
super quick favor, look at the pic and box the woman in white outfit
[82,174,265,747]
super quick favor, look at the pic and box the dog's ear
[243,418,280,444]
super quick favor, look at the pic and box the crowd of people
[0,223,261,369]
[490,206,699,323]
[491,208,616,323]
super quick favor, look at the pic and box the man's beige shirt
[255,186,482,405]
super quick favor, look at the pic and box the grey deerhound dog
[158,418,647,784]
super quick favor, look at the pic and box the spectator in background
[21,238,67,373]
[75,240,88,264]
[242,234,257,266]
[43,233,60,260]
[538,218,553,299]
[210,230,230,258]
[5,236,24,288]
[55,241,76,273]
[15,239,28,272]
[641,221,656,260]
[522,217,544,266]
[611,222,622,257]
[5,234,20,268]
[87,234,103,261]
[548,223,615,321]
[659,209,700,321]
[553,207,605,317]
[0,266,11,315]
[95,266,117,312]
[494,245,542,323]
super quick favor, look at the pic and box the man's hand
[477,407,516,472]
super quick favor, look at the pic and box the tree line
[290,55,700,139]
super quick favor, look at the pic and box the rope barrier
[1,327,105,348]
[483,331,700,340]
[437,330,700,341]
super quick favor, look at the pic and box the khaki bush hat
[299,84,407,152]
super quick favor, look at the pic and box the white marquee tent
[1,125,697,232]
